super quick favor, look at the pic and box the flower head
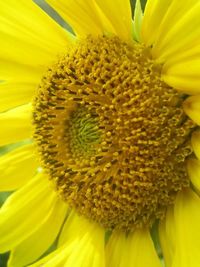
[0,0,200,266]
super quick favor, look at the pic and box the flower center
[33,36,196,231]
[68,107,101,158]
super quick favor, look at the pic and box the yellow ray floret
[183,95,200,125]
[29,212,105,267]
[0,144,38,191]
[8,198,68,267]
[0,173,57,253]
[141,0,173,45]
[0,104,32,146]
[0,0,73,66]
[191,131,200,160]
[159,207,175,267]
[187,159,200,192]
[106,229,161,267]
[171,189,200,267]
[46,0,113,38]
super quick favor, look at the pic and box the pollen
[33,36,196,231]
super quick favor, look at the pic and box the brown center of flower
[33,36,196,231]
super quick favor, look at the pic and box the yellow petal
[152,1,200,62]
[127,229,161,267]
[29,243,75,267]
[141,0,173,46]
[0,60,40,112]
[0,0,73,67]
[151,0,199,49]
[63,226,105,267]
[151,1,200,94]
[47,0,112,38]
[95,0,133,42]
[0,59,41,82]
[0,143,39,191]
[187,159,200,192]
[0,172,56,253]
[58,211,86,246]
[0,0,74,111]
[159,206,176,267]
[59,211,105,248]
[106,231,128,267]
[162,44,200,66]
[183,95,200,125]
[171,189,200,267]
[106,229,161,267]
[0,104,32,146]
[191,130,200,160]
[162,57,200,95]
[8,199,68,267]
[0,81,35,112]
[30,212,105,267]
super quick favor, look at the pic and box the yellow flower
[0,0,200,266]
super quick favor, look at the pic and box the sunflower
[0,0,200,266]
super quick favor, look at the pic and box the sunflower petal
[171,189,200,267]
[141,0,173,45]
[59,212,105,267]
[0,104,32,146]
[152,0,200,61]
[0,59,39,82]
[148,1,200,94]
[162,57,200,95]
[159,206,176,267]
[127,229,161,267]
[161,44,200,68]
[0,172,56,253]
[58,211,86,246]
[106,231,127,267]
[183,95,200,125]
[187,159,200,192]
[95,0,133,42]
[106,229,161,267]
[0,0,74,111]
[0,81,36,112]
[47,0,112,38]
[0,61,40,112]
[160,189,200,267]
[0,143,38,191]
[0,0,73,66]
[191,130,200,160]
[63,224,105,267]
[30,212,105,267]
[8,199,68,267]
[29,243,75,267]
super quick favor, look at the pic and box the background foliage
[0,0,147,266]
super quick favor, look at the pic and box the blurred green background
[0,0,147,266]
